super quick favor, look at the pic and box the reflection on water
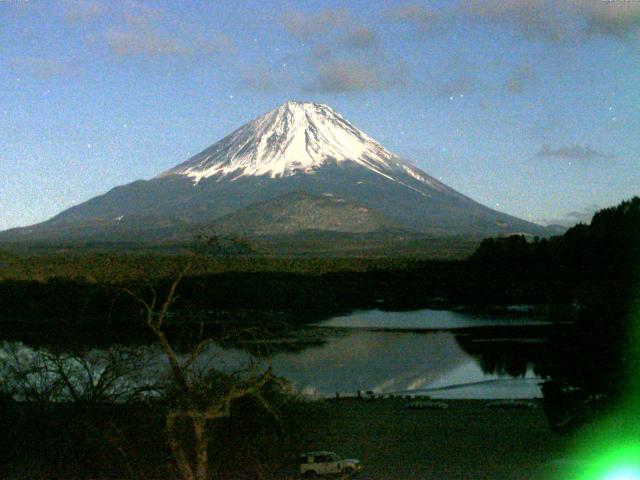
[272,330,467,397]
[0,309,552,400]
[269,329,543,399]
[320,308,550,330]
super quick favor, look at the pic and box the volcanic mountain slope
[0,101,547,243]
[212,191,400,236]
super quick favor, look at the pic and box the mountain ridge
[212,191,402,236]
[0,101,549,245]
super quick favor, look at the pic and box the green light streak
[560,270,640,480]
[571,443,640,479]
[603,465,640,480]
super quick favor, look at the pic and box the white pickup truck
[298,451,362,478]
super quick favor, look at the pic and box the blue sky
[1,0,639,230]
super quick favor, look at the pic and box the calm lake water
[272,309,548,399]
[319,308,550,330]
[1,309,551,400]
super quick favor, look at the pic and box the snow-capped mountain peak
[160,101,405,183]
[1,101,548,242]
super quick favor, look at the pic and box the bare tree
[125,267,281,480]
[0,342,160,478]
[0,343,154,407]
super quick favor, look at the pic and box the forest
[0,198,638,342]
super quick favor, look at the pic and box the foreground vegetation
[0,385,305,479]
[1,277,302,480]
[0,396,567,480]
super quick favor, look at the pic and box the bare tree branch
[167,412,195,480]
[123,262,284,480]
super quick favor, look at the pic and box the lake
[319,308,549,330]
[1,309,552,400]
[270,309,549,399]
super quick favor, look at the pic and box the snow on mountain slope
[0,100,549,243]
[159,101,447,194]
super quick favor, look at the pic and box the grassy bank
[297,398,568,480]
[0,398,570,479]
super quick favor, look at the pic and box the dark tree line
[473,197,640,422]
[471,196,640,308]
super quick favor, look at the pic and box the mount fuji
[1,101,547,245]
